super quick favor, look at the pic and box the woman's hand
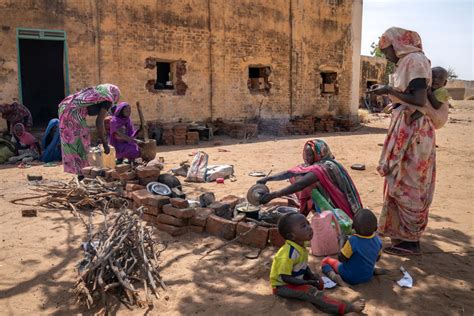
[259,192,277,205]
[256,177,268,185]
[369,84,391,95]
[103,142,110,155]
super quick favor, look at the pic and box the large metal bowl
[146,182,172,196]
[246,184,270,206]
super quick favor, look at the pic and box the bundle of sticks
[12,177,124,216]
[73,207,167,310]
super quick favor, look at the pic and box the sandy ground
[0,101,473,316]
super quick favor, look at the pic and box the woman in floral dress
[58,84,120,175]
[370,27,436,255]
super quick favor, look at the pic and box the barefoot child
[270,213,365,315]
[321,209,382,286]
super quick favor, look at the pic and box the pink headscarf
[13,123,37,147]
[378,27,423,58]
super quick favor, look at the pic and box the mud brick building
[0,0,362,130]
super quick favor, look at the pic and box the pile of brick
[285,116,315,135]
[186,131,199,145]
[155,123,201,146]
[214,119,258,139]
[333,117,356,131]
[81,163,162,189]
[314,117,335,132]
[173,123,188,146]
[161,123,174,145]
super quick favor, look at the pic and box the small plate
[146,182,172,196]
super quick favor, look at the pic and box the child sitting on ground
[270,212,365,315]
[321,209,382,287]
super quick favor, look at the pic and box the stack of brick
[286,116,315,135]
[162,123,174,145]
[216,120,258,139]
[334,117,355,132]
[173,123,188,146]
[135,165,161,186]
[315,117,335,132]
[132,188,170,224]
[186,131,199,145]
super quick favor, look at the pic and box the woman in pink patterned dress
[58,84,120,176]
[370,27,435,256]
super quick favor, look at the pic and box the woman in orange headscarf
[370,27,435,256]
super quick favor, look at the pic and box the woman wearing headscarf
[109,102,141,163]
[58,84,120,175]
[369,27,435,256]
[0,102,33,133]
[257,139,362,218]
[8,123,41,163]
[41,118,61,163]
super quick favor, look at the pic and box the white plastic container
[87,145,116,169]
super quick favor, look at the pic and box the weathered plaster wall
[359,55,387,100]
[0,0,362,128]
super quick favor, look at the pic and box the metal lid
[247,184,270,206]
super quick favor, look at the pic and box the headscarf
[109,102,136,145]
[13,123,37,147]
[379,27,431,101]
[303,139,333,165]
[378,27,423,58]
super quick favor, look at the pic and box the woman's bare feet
[347,299,366,314]
[327,271,350,287]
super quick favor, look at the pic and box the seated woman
[41,118,62,163]
[8,123,41,163]
[109,102,141,163]
[258,139,362,218]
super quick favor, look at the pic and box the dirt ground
[0,101,473,316]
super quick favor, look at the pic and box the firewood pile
[73,207,167,309]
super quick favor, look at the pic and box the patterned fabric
[303,139,333,164]
[1,102,33,131]
[58,84,121,174]
[377,107,436,241]
[109,102,140,160]
[379,27,423,58]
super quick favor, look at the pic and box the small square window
[155,62,174,90]
[248,66,271,93]
[321,72,338,95]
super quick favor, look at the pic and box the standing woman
[370,27,435,255]
[58,84,120,175]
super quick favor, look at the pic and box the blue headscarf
[41,118,62,162]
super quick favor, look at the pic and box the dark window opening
[154,62,174,90]
[248,66,271,93]
[19,38,66,126]
[320,72,338,95]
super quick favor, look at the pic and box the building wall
[359,55,386,101]
[446,79,474,100]
[0,0,362,129]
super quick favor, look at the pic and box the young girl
[9,123,41,163]
[109,102,141,163]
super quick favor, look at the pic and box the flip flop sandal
[17,162,32,169]
[383,246,421,256]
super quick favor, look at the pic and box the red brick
[120,171,137,181]
[81,166,93,175]
[116,164,131,174]
[126,179,140,185]
[156,214,187,227]
[188,225,205,234]
[145,195,170,207]
[205,214,237,240]
[154,222,187,236]
[269,228,285,247]
[110,170,121,180]
[236,221,268,249]
[208,202,232,219]
[136,166,161,179]
[144,205,161,216]
[126,183,145,192]
[139,176,157,186]
[189,208,214,227]
[163,204,195,219]
[142,213,156,224]
[132,189,153,206]
[170,198,189,209]
[219,195,244,209]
